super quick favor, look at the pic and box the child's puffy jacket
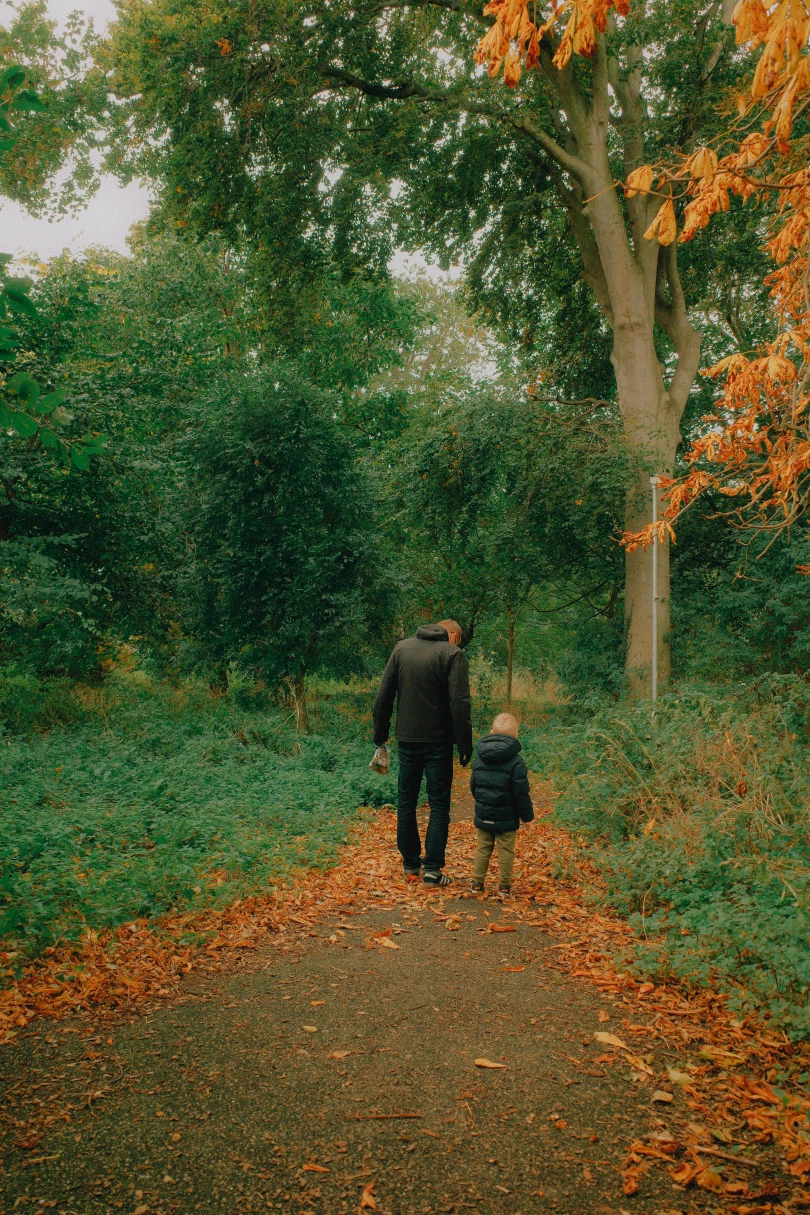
[470,734,534,834]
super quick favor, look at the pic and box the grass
[0,672,396,967]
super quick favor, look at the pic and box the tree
[183,365,392,729]
[382,381,629,692]
[620,0,810,559]
[105,0,754,694]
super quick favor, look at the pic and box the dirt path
[0,778,796,1215]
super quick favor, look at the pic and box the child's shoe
[471,880,485,894]
[496,884,511,899]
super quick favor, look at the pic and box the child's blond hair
[491,712,519,737]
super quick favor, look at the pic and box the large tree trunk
[611,329,684,697]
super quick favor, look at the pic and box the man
[373,619,472,887]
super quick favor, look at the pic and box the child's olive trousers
[473,828,517,886]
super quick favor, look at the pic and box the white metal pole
[650,475,659,704]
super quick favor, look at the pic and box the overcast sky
[1,0,152,260]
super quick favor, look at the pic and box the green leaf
[11,89,45,113]
[39,427,60,449]
[70,446,91,471]
[0,107,12,133]
[0,337,18,352]
[1,67,27,91]
[0,400,10,427]
[0,254,14,266]
[8,372,40,404]
[36,388,67,414]
[4,287,37,318]
[10,410,38,437]
[0,137,16,152]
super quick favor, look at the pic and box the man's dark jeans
[396,740,454,873]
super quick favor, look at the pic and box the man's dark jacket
[373,625,472,759]
[470,734,534,834]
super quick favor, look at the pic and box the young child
[470,712,534,897]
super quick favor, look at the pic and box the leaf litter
[4,800,810,1209]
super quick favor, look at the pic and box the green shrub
[524,680,810,1037]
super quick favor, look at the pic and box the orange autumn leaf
[624,165,654,197]
[643,197,677,245]
[359,1181,377,1210]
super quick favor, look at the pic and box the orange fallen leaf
[594,1031,628,1050]
[597,1009,610,1023]
[489,924,516,933]
[359,1181,377,1210]
[301,1025,318,1033]
[502,965,525,972]
[622,1166,640,1195]
[302,1163,330,1173]
[375,937,400,950]
[475,1058,507,1069]
[328,1050,354,1059]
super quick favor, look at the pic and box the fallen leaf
[328,1050,354,1059]
[359,1181,376,1210]
[133,1207,149,1215]
[622,1166,640,1196]
[302,1163,330,1173]
[624,1053,654,1076]
[666,1066,692,1085]
[637,982,655,994]
[652,1089,674,1103]
[489,925,516,933]
[421,1128,440,1137]
[301,1025,318,1033]
[475,1058,508,1069]
[502,965,525,972]
[594,1032,628,1050]
[311,1000,325,1006]
[375,937,400,950]
[170,1132,182,1142]
[598,1009,610,1023]
[696,1167,725,1193]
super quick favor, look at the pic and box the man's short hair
[438,618,462,640]
[492,712,519,736]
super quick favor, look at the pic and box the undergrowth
[524,677,810,1038]
[0,672,395,969]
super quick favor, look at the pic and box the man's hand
[459,752,471,768]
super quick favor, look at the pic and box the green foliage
[381,379,630,641]
[0,536,109,677]
[0,674,396,961]
[527,682,810,1036]
[0,5,107,214]
[182,364,394,684]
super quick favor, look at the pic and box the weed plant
[524,678,810,1037]
[0,671,395,968]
